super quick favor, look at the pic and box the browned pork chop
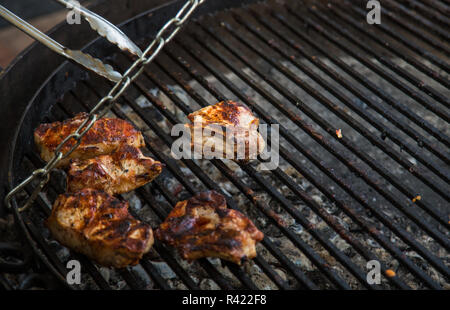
[47,188,154,268]
[34,113,145,167]
[67,144,163,195]
[186,101,265,161]
[156,190,263,265]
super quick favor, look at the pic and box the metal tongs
[0,0,143,82]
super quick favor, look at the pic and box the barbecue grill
[0,0,449,290]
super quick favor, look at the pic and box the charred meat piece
[155,190,264,265]
[34,113,145,167]
[46,189,154,268]
[186,100,265,161]
[67,144,163,195]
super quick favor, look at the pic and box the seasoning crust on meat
[155,190,264,265]
[34,113,145,167]
[188,100,259,128]
[67,144,163,195]
[46,189,154,268]
[186,101,265,160]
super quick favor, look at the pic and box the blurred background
[0,0,88,68]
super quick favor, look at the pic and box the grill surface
[6,0,449,289]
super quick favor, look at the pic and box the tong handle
[0,5,66,56]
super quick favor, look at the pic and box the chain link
[5,0,205,212]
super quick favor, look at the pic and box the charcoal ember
[151,261,177,279]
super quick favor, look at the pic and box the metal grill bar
[307,7,450,113]
[270,12,450,162]
[339,1,449,73]
[404,0,450,27]
[383,0,450,40]
[326,3,449,88]
[379,2,450,54]
[268,167,411,290]
[287,7,450,123]
[118,269,146,290]
[405,0,450,24]
[417,0,450,14]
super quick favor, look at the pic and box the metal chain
[5,0,205,212]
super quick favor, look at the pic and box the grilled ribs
[155,190,264,265]
[67,144,163,195]
[34,113,145,167]
[186,101,265,161]
[46,188,154,268]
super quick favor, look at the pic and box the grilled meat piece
[67,144,163,195]
[34,113,145,167]
[155,190,264,265]
[186,100,265,161]
[46,188,154,268]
